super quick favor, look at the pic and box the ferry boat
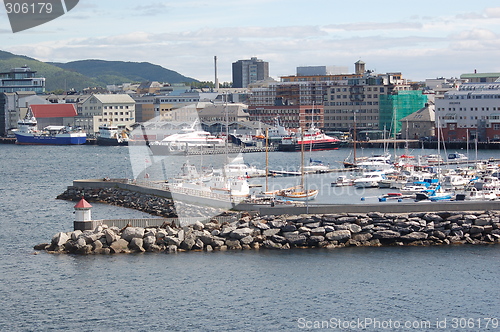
[149,120,225,154]
[14,110,86,145]
[96,124,129,146]
[278,126,341,152]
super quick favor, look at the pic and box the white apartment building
[79,94,136,134]
[435,81,500,141]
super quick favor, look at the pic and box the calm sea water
[1,144,499,331]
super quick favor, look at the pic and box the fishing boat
[14,109,86,145]
[96,123,129,146]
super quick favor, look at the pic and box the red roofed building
[29,104,78,128]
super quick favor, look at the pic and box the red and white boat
[278,126,341,151]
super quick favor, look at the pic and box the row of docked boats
[332,150,500,202]
[13,110,131,146]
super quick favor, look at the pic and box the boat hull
[96,137,128,146]
[278,141,341,152]
[15,132,86,145]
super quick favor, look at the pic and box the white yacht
[354,171,387,188]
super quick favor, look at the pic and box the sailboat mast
[300,130,304,188]
[265,128,269,192]
[353,110,357,163]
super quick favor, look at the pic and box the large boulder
[373,230,401,240]
[109,239,130,253]
[51,232,70,247]
[121,227,145,242]
[325,230,351,241]
[400,232,428,241]
[230,227,253,239]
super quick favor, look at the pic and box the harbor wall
[36,210,500,255]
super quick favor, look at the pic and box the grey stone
[109,239,129,253]
[180,238,196,250]
[52,232,70,247]
[262,240,282,249]
[400,232,428,241]
[262,228,281,237]
[230,227,253,239]
[475,218,491,226]
[346,224,362,234]
[282,224,297,232]
[198,234,214,245]
[285,234,308,246]
[271,235,287,244]
[254,222,270,230]
[268,220,285,228]
[164,236,182,247]
[71,230,82,241]
[193,238,204,250]
[372,230,401,239]
[121,227,145,242]
[352,233,373,242]
[282,231,299,237]
[310,227,326,236]
[225,239,242,250]
[303,222,321,229]
[220,225,236,237]
[470,225,484,234]
[309,235,325,243]
[129,238,145,252]
[177,229,185,242]
[433,230,447,240]
[337,216,358,224]
[325,230,351,241]
[166,245,177,253]
[240,236,254,245]
[143,236,156,249]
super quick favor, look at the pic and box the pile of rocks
[35,210,500,255]
[57,186,177,218]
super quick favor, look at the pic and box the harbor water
[1,144,499,331]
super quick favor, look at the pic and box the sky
[1,0,500,83]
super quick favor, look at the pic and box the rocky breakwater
[34,211,500,255]
[57,186,177,217]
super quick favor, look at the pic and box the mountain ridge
[0,50,199,92]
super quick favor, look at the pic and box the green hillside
[49,59,199,85]
[0,50,199,93]
[0,50,101,92]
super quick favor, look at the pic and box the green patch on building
[379,91,427,136]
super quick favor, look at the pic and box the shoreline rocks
[35,211,500,255]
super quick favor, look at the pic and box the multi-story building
[0,66,45,93]
[79,94,136,134]
[400,103,435,139]
[323,72,426,134]
[248,61,425,132]
[232,57,269,88]
[435,81,500,141]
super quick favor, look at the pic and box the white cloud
[325,22,423,32]
[451,28,497,41]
